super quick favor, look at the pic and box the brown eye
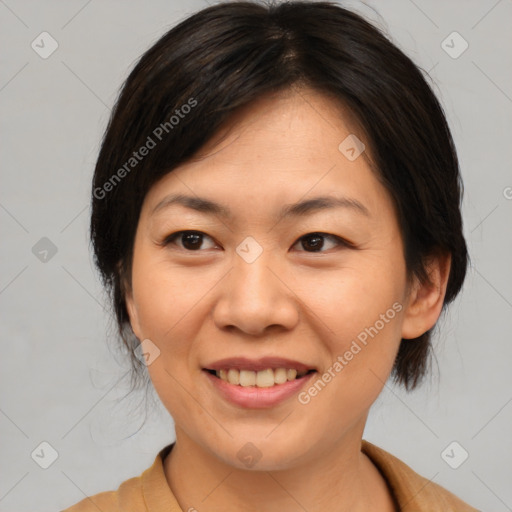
[163,231,217,251]
[294,232,348,252]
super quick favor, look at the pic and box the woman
[63,1,477,510]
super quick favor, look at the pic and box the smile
[207,367,315,388]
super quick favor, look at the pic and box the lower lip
[203,370,316,409]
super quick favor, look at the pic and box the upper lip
[204,357,316,373]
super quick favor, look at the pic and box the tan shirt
[62,440,478,511]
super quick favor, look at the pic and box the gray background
[1,0,511,510]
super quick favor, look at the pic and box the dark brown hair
[90,1,468,393]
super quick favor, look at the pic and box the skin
[125,87,451,512]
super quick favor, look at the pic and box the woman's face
[126,88,414,469]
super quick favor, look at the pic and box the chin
[206,429,314,472]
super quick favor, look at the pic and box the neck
[164,428,396,512]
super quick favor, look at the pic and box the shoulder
[61,444,178,512]
[361,440,479,512]
[61,473,144,512]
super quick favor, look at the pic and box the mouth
[204,367,317,387]
[202,358,317,408]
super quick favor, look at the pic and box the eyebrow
[151,193,370,220]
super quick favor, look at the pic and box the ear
[118,261,143,341]
[401,252,452,340]
[125,287,143,341]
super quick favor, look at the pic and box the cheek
[303,255,406,340]
[129,249,223,385]
[131,248,207,337]
[129,254,192,386]
[129,256,205,411]
[296,298,404,433]
[302,255,406,395]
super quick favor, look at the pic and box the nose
[212,250,300,337]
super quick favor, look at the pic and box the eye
[162,230,218,251]
[161,230,351,253]
[292,232,350,253]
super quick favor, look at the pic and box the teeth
[227,368,240,385]
[214,368,310,387]
[287,369,297,381]
[274,368,288,384]
[239,370,256,387]
[256,369,274,388]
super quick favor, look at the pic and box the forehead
[142,88,391,222]
[192,87,372,165]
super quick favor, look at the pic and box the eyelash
[161,230,353,253]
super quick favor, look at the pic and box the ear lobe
[401,252,452,340]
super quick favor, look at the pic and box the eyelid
[291,232,355,251]
[160,230,354,252]
[160,230,218,249]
